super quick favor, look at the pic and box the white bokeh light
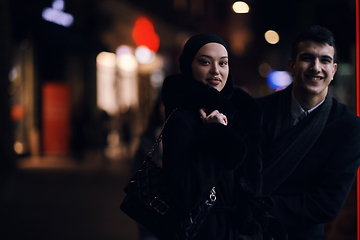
[232,1,250,13]
[116,45,132,57]
[52,0,65,11]
[96,52,117,68]
[150,70,165,88]
[117,54,138,72]
[135,46,156,64]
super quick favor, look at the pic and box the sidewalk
[2,150,139,240]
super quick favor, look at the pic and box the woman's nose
[210,64,220,74]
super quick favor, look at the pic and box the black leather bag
[120,108,216,240]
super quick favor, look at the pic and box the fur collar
[161,74,233,117]
[161,74,261,134]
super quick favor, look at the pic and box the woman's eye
[199,59,210,65]
[219,61,228,66]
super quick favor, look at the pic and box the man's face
[289,41,337,100]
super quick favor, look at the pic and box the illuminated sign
[132,17,160,52]
[42,0,74,27]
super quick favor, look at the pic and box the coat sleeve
[162,109,247,212]
[270,122,360,228]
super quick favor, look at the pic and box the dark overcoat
[257,85,360,240]
[161,74,272,240]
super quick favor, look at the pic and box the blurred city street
[0,1,358,240]
[2,150,139,240]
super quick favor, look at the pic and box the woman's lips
[206,77,221,85]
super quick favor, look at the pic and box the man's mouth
[306,75,324,81]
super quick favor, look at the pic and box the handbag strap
[148,108,178,158]
[147,107,217,203]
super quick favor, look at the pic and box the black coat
[161,74,269,240]
[257,87,360,240]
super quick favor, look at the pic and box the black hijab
[178,33,233,99]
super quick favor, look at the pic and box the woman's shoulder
[171,108,195,118]
[231,87,261,113]
[166,107,199,125]
[163,108,201,137]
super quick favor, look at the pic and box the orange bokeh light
[132,17,160,52]
[11,105,26,121]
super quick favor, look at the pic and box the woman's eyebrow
[198,55,228,59]
[199,54,212,58]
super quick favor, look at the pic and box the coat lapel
[262,88,333,195]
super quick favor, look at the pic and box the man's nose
[310,59,321,72]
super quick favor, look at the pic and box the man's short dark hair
[291,25,337,61]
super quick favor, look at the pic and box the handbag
[120,108,216,240]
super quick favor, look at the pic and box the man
[257,25,360,239]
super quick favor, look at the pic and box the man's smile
[305,74,324,82]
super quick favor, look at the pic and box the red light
[132,17,160,52]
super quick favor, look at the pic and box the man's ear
[328,62,338,85]
[332,62,338,78]
[288,58,295,76]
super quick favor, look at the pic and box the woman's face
[191,43,229,92]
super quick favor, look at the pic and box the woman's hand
[199,108,227,126]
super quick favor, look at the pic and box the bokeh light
[132,17,160,52]
[232,1,250,13]
[267,70,292,90]
[52,0,65,10]
[96,52,117,68]
[116,45,132,57]
[42,0,73,27]
[14,141,24,154]
[265,30,280,44]
[117,54,138,72]
[150,70,165,88]
[135,46,156,64]
[258,62,272,78]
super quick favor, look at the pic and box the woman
[161,33,284,239]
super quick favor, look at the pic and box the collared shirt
[291,92,325,125]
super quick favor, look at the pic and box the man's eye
[321,59,331,63]
[300,57,311,61]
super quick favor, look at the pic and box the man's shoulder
[256,89,285,110]
[329,97,360,126]
[257,89,283,100]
